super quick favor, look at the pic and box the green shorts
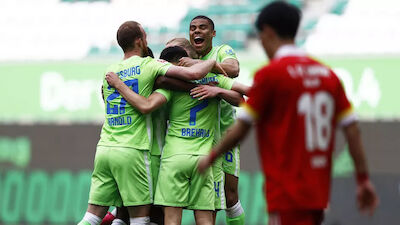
[213,156,226,210]
[88,146,153,207]
[150,154,161,197]
[222,145,240,177]
[154,154,215,210]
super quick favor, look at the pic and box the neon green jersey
[156,73,234,158]
[200,45,238,133]
[97,56,171,150]
[150,104,168,156]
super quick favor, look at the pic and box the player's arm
[198,119,251,173]
[154,76,197,92]
[231,81,250,96]
[178,57,229,77]
[165,59,217,81]
[343,121,379,216]
[217,58,240,78]
[190,85,243,106]
[106,72,167,114]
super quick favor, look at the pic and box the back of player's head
[191,15,215,30]
[117,21,144,52]
[145,47,154,58]
[160,46,189,63]
[255,1,301,39]
[166,38,198,59]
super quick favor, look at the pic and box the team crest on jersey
[225,49,235,56]
[157,59,168,64]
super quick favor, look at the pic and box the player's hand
[178,57,199,67]
[105,72,122,88]
[190,85,220,100]
[198,155,212,173]
[357,180,379,216]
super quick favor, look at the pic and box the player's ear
[212,30,216,37]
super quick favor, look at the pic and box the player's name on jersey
[181,128,210,138]
[116,65,141,78]
[108,115,132,126]
[194,75,219,85]
[287,65,330,78]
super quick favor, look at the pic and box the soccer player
[179,15,245,225]
[78,21,221,225]
[166,37,199,59]
[198,2,379,225]
[105,46,245,225]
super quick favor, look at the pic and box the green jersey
[200,45,238,133]
[97,56,171,150]
[156,73,234,158]
[150,104,168,156]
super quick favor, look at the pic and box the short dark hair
[191,15,215,30]
[255,1,301,39]
[145,47,154,58]
[117,21,143,52]
[160,46,188,63]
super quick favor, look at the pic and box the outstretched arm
[190,85,243,106]
[231,81,250,96]
[106,72,167,114]
[343,122,379,216]
[198,119,251,173]
[165,59,217,81]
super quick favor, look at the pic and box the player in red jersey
[198,1,378,225]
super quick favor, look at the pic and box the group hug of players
[78,2,378,225]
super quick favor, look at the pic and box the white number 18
[297,91,334,152]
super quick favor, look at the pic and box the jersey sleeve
[155,88,172,102]
[217,44,238,62]
[334,76,357,127]
[238,67,273,123]
[147,57,172,77]
[216,74,234,90]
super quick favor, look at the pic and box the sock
[111,218,127,225]
[226,201,245,225]
[101,212,117,225]
[79,212,102,225]
[130,216,150,225]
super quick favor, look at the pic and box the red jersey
[240,45,355,212]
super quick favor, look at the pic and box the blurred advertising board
[1,57,400,123]
[0,122,399,225]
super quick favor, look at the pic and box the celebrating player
[198,2,379,225]
[105,45,245,225]
[179,15,245,225]
[78,21,221,225]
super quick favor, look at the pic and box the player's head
[117,21,149,56]
[255,1,301,59]
[166,37,198,59]
[144,47,154,58]
[189,15,216,56]
[160,46,189,65]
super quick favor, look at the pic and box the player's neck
[199,45,213,58]
[124,49,142,60]
[270,39,295,59]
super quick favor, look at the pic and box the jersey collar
[274,44,306,59]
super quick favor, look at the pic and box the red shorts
[268,210,324,225]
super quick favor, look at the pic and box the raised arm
[343,122,379,216]
[154,76,197,92]
[190,85,243,106]
[165,59,216,81]
[105,72,167,114]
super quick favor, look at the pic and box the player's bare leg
[127,205,151,225]
[164,207,183,225]
[78,204,108,225]
[224,174,245,225]
[194,210,213,225]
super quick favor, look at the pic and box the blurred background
[0,0,399,224]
